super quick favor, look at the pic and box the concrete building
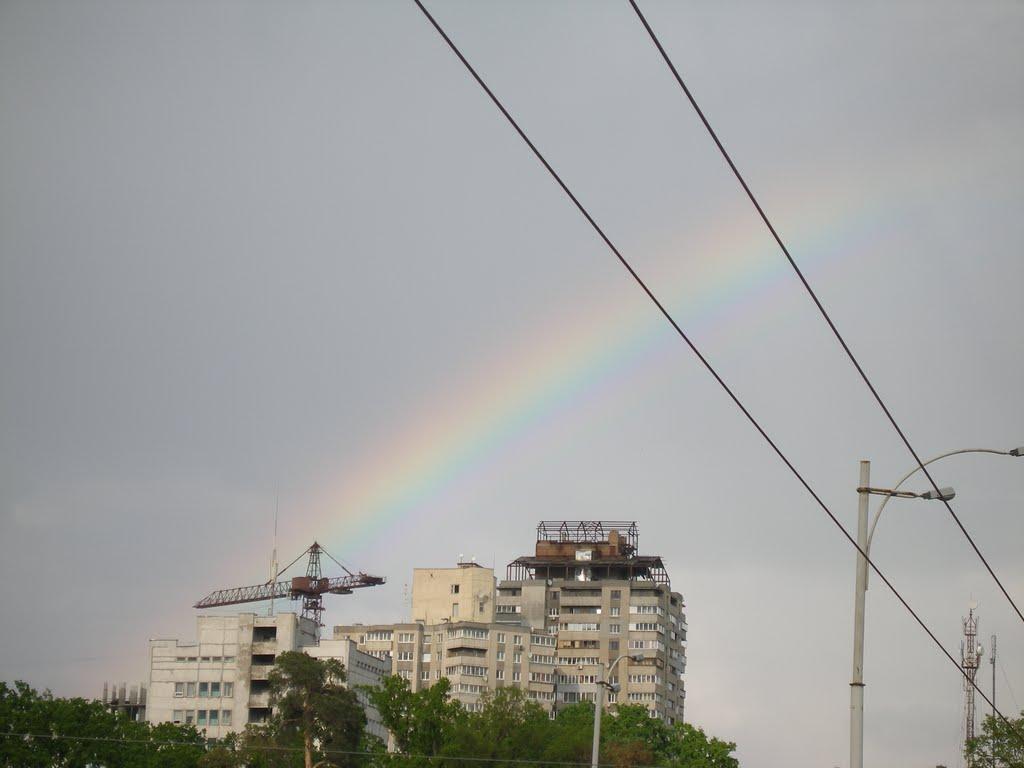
[147,612,387,739]
[307,637,390,740]
[335,521,686,723]
[411,562,496,624]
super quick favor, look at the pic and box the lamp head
[1009,446,1023,457]
[920,487,956,501]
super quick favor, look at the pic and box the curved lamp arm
[866,448,1017,551]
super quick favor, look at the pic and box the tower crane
[194,541,384,626]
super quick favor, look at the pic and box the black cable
[409,0,1023,744]
[0,732,649,768]
[625,0,1024,627]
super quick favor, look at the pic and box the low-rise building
[147,612,387,739]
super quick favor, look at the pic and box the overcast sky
[1,2,1022,766]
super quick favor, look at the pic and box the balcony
[251,641,277,656]
[250,665,273,681]
[248,690,271,707]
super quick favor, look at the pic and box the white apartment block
[147,612,388,740]
[336,521,687,724]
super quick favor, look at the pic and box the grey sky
[1,1,1022,766]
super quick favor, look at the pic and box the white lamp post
[591,653,643,768]
[849,446,1022,768]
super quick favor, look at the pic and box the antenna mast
[269,496,279,616]
[989,634,997,719]
[961,605,984,765]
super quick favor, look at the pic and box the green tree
[542,702,594,766]
[198,745,244,768]
[268,651,367,768]
[0,680,207,768]
[663,722,738,768]
[366,676,465,758]
[443,687,550,766]
[966,712,1024,768]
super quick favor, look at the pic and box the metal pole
[851,460,869,768]
[591,664,605,768]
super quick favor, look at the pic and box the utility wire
[409,0,1023,745]
[0,732,651,768]
[625,0,1024,627]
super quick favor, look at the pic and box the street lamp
[849,446,1022,768]
[591,653,643,768]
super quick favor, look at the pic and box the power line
[625,0,1024,627]
[0,732,652,768]
[408,0,1023,745]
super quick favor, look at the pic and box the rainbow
[297,135,1002,565]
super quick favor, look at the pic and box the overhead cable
[409,0,1022,744]
[625,0,1024,626]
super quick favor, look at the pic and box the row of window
[628,674,662,684]
[445,664,487,677]
[629,622,664,633]
[630,605,664,615]
[171,709,232,726]
[629,639,665,651]
[446,627,489,640]
[173,682,233,698]
[175,656,236,663]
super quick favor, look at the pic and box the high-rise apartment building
[336,521,686,723]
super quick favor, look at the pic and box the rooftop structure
[506,521,670,586]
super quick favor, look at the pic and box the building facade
[147,612,387,739]
[336,521,686,723]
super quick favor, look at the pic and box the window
[222,710,232,727]
[496,604,521,614]
[397,651,414,661]
[451,603,459,617]
[174,683,185,697]
[610,607,620,617]
[211,656,222,663]
[496,632,506,643]
[629,622,662,633]
[398,670,412,680]
[210,682,221,697]
[172,709,184,723]
[495,669,504,680]
[366,631,393,642]
[512,671,521,682]
[513,635,522,645]
[610,590,621,600]
[223,656,235,663]
[197,710,208,726]
[185,711,195,724]
[450,584,460,594]
[513,652,522,664]
[186,682,196,697]
[496,650,505,661]
[421,653,432,662]
[609,624,621,634]
[609,640,620,652]
[421,670,431,681]
[209,710,220,727]
[199,682,209,698]
[201,656,211,662]
[398,632,415,643]
[223,682,233,698]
